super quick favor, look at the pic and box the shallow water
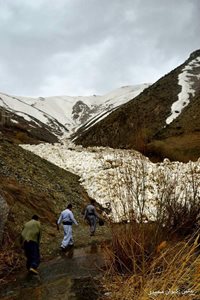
[0,243,105,300]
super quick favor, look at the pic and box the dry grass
[101,228,200,300]
[141,239,200,299]
[100,151,200,299]
[0,231,23,284]
[147,133,200,162]
[103,223,167,275]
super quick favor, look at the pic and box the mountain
[1,50,199,161]
[0,84,150,144]
[74,50,200,162]
[0,106,59,144]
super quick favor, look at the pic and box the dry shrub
[0,231,23,284]
[102,232,200,300]
[141,235,200,300]
[162,162,200,237]
[100,147,200,299]
[101,158,200,299]
[103,222,167,275]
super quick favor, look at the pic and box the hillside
[0,140,109,281]
[0,139,85,239]
[74,50,200,162]
[151,92,200,161]
[0,106,59,144]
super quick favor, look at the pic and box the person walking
[21,215,41,275]
[57,203,78,250]
[84,199,99,236]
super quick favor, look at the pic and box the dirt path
[0,242,106,300]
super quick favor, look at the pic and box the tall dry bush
[102,155,200,299]
[102,234,200,300]
[162,162,200,236]
[103,222,167,275]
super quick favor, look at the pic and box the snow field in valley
[21,141,200,222]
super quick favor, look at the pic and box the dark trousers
[24,240,40,270]
[86,215,97,234]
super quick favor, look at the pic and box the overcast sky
[0,0,199,97]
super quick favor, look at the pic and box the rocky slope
[0,139,84,243]
[0,140,109,281]
[0,106,59,144]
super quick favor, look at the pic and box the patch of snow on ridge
[21,141,200,222]
[166,57,200,124]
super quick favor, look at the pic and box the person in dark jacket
[84,199,99,236]
[21,215,41,275]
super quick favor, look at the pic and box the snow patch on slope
[166,57,200,124]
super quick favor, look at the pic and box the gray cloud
[0,0,199,96]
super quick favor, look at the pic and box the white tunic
[57,208,78,225]
[57,208,78,248]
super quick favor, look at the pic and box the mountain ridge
[74,50,200,162]
[0,84,150,143]
[1,50,200,161]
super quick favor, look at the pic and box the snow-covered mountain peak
[0,84,150,139]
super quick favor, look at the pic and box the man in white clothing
[57,203,78,250]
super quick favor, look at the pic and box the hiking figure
[57,203,78,250]
[84,199,99,236]
[21,215,41,275]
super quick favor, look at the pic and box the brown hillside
[148,92,200,162]
[0,140,87,280]
[0,107,58,144]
